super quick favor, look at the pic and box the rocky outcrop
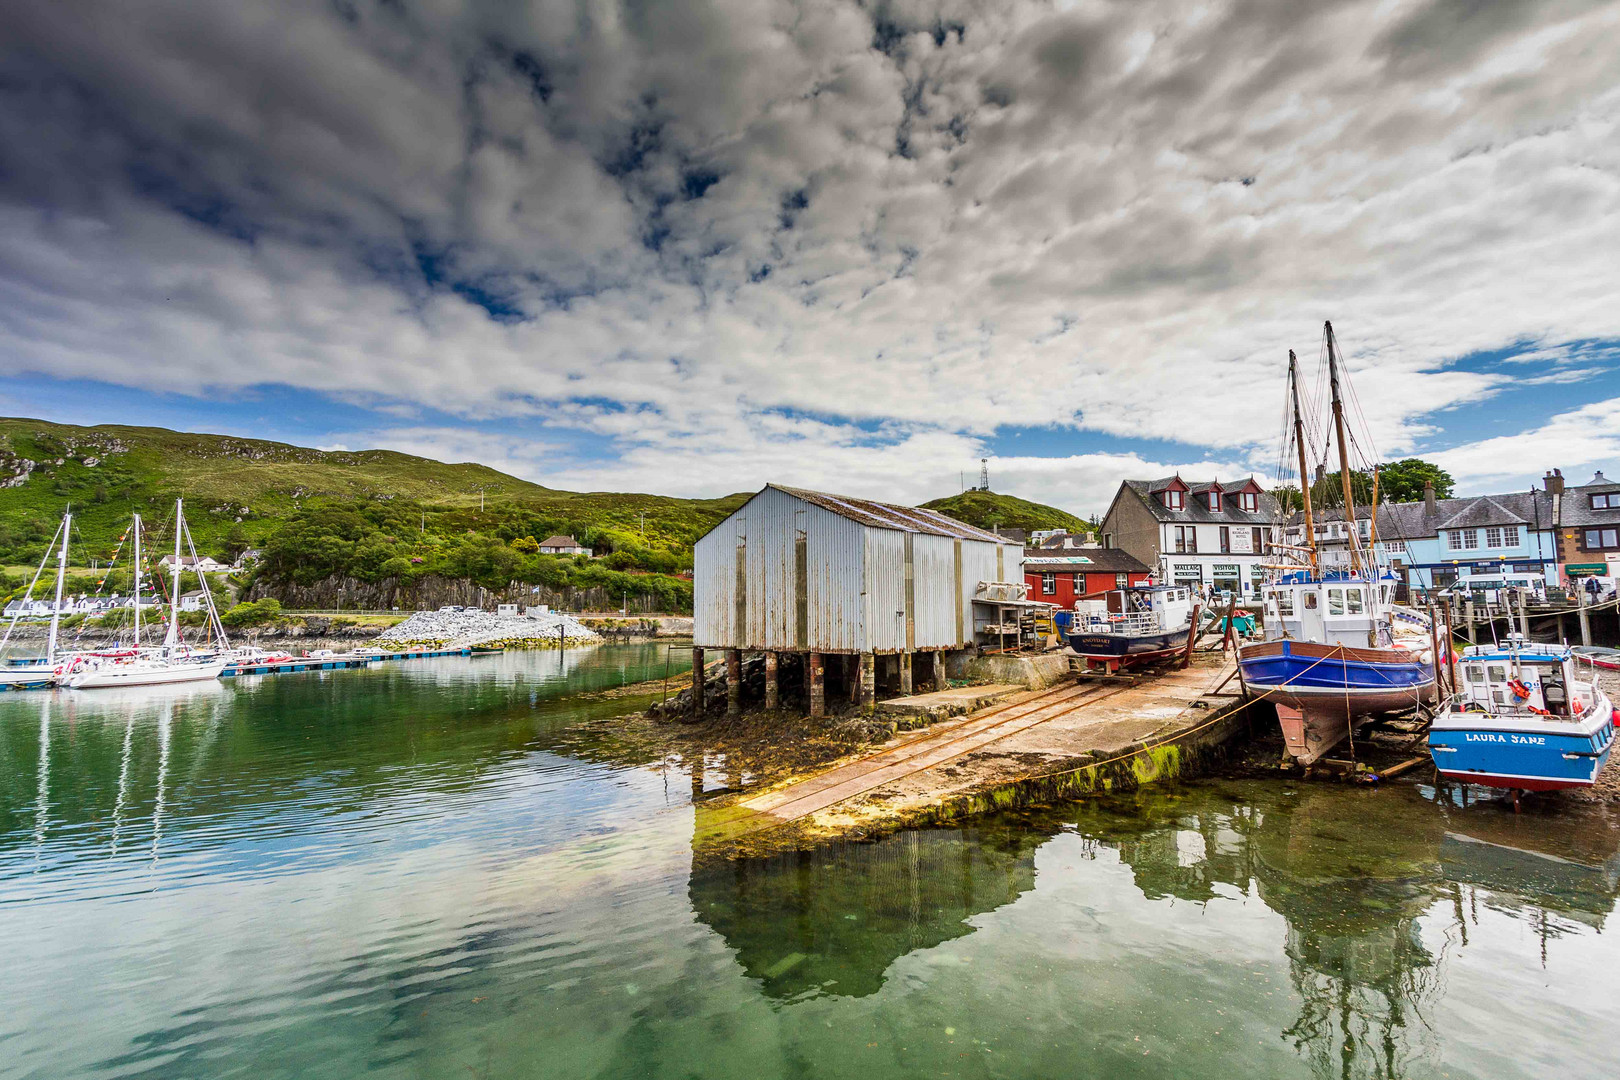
[250,573,675,614]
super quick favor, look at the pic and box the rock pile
[377,609,601,648]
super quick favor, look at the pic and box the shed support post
[764,651,779,711]
[691,647,705,718]
[808,652,825,718]
[1557,611,1566,643]
[899,651,913,696]
[847,655,861,703]
[726,649,742,716]
[931,651,946,691]
[1464,600,1476,644]
[860,653,876,712]
[1579,591,1592,646]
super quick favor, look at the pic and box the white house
[1099,476,1283,596]
[158,554,228,573]
[537,535,592,556]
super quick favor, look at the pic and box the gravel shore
[376,609,601,648]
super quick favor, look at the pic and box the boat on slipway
[1429,636,1616,796]
[1238,324,1436,764]
[1065,585,1196,673]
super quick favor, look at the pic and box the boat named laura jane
[1429,636,1617,794]
[1237,323,1436,765]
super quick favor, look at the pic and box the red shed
[1024,550,1155,609]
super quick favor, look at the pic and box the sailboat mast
[46,510,71,665]
[165,499,183,651]
[132,514,143,648]
[1289,351,1318,573]
[1325,321,1362,576]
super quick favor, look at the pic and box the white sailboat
[0,508,73,690]
[67,500,227,689]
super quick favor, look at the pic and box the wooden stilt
[691,647,705,718]
[726,649,741,716]
[808,651,825,718]
[860,652,876,712]
[764,651,778,712]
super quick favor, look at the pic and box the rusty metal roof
[767,484,1005,543]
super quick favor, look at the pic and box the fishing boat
[1238,324,1436,764]
[1066,585,1196,672]
[67,499,229,690]
[1429,636,1616,796]
[0,508,75,690]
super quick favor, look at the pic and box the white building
[694,484,1021,657]
[537,535,592,556]
[158,554,228,573]
[1099,476,1283,596]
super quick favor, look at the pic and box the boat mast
[132,514,143,649]
[164,499,183,652]
[46,510,71,666]
[1289,351,1318,573]
[1325,321,1362,577]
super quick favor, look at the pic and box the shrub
[221,598,283,628]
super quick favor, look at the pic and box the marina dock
[696,655,1252,857]
[222,656,374,677]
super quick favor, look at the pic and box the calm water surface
[3,643,1618,1079]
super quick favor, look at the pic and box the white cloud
[1430,397,1620,489]
[2,0,1619,501]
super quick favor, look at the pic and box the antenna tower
[978,459,990,491]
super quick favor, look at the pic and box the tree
[1375,458,1454,502]
[511,535,540,554]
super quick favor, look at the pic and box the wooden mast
[1289,350,1318,573]
[1325,321,1362,576]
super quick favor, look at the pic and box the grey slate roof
[768,484,1004,543]
[1023,549,1152,574]
[1123,477,1281,525]
[1290,489,1554,540]
[1559,478,1620,527]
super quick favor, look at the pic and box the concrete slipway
[694,654,1258,859]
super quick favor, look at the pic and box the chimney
[1544,469,1564,496]
[1423,479,1437,517]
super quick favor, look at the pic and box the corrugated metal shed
[694,485,1023,653]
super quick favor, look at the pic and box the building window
[1115,573,1129,588]
[1163,490,1184,510]
[1239,492,1258,512]
[1384,539,1405,553]
[1102,533,1114,549]
[1592,493,1615,509]
[1251,527,1264,555]
[1585,529,1620,549]
[1447,529,1480,551]
[1041,573,1056,595]
[1175,526,1197,554]
[1219,526,1231,553]
[1208,491,1221,511]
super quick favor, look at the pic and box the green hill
[920,490,1089,537]
[0,418,748,606]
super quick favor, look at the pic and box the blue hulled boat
[1237,325,1436,764]
[1429,637,1615,794]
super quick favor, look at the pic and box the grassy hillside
[920,490,1090,536]
[0,417,747,606]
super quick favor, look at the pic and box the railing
[1076,610,1166,636]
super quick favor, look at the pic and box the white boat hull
[67,659,226,689]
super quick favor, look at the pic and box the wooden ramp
[694,661,1235,854]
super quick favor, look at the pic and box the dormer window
[1593,493,1616,509]
[1164,490,1184,510]
[1239,492,1258,512]
[1207,492,1221,512]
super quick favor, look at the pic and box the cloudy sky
[2,0,1618,514]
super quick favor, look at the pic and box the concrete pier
[764,651,779,711]
[859,653,876,712]
[691,647,705,717]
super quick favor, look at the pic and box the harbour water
[3,644,1618,1079]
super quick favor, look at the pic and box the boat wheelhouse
[1429,637,1616,795]
[1065,584,1195,672]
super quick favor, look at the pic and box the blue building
[1284,484,1557,593]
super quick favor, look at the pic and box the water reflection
[690,819,1056,1000]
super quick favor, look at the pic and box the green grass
[919,490,1090,536]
